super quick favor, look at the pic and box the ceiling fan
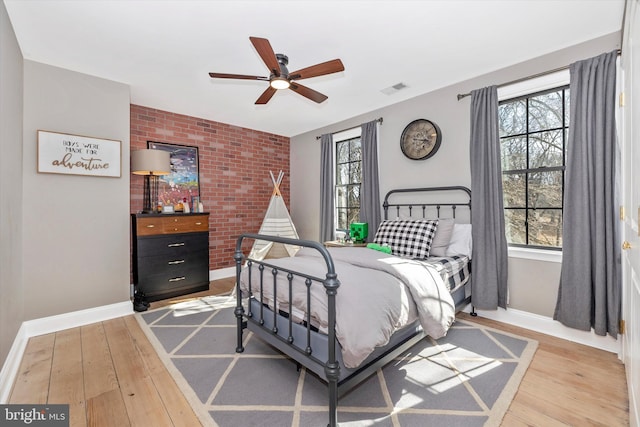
[208,36,344,104]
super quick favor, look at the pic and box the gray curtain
[319,133,335,242]
[554,50,620,337]
[470,86,509,309]
[360,120,381,236]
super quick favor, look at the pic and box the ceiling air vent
[381,82,408,95]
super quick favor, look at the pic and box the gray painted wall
[22,61,131,320]
[290,32,620,317]
[0,1,24,365]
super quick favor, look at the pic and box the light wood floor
[9,278,629,426]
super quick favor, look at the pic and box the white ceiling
[4,0,624,137]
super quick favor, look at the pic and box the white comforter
[239,246,455,368]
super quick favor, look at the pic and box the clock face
[400,119,442,160]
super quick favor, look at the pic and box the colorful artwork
[148,141,199,206]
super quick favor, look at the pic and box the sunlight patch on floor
[399,342,503,397]
[170,295,236,317]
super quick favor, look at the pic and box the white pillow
[428,218,455,257]
[445,224,472,258]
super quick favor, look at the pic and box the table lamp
[131,149,171,213]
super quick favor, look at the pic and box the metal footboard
[234,233,340,427]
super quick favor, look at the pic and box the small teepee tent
[249,171,300,260]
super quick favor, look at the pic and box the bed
[233,186,473,427]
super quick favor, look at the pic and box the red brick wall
[130,105,290,270]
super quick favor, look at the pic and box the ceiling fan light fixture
[270,77,290,90]
[209,37,343,104]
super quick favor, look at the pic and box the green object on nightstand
[349,222,368,243]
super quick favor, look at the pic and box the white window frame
[498,69,569,264]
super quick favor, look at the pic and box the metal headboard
[382,186,472,220]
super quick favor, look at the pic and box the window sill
[508,246,562,263]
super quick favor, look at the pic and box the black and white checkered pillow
[373,219,439,259]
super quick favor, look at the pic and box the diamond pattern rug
[136,295,537,427]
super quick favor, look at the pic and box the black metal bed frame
[382,185,472,220]
[233,186,472,427]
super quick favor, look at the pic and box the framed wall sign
[37,130,122,177]
[147,141,200,206]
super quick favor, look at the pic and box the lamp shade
[131,149,171,176]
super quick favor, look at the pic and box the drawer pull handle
[146,224,155,228]
[169,276,186,282]
[195,222,202,225]
[168,260,185,265]
[167,243,185,247]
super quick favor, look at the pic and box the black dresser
[131,213,210,302]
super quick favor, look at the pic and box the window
[499,85,569,250]
[335,136,361,231]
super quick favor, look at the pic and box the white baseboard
[22,301,133,338]
[0,301,132,403]
[631,382,639,427]
[0,323,28,403]
[210,266,235,281]
[467,306,621,355]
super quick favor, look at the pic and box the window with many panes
[499,85,569,249]
[335,136,361,232]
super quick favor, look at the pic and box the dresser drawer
[137,264,209,291]
[136,233,208,258]
[136,264,209,300]
[136,250,208,279]
[135,214,209,236]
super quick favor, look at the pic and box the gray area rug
[136,295,537,427]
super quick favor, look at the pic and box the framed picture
[147,141,200,206]
[38,130,121,177]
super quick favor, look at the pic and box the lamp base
[142,174,160,214]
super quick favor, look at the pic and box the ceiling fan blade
[209,72,269,81]
[289,59,345,80]
[255,86,277,104]
[249,36,281,76]
[289,82,328,103]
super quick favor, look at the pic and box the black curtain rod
[456,48,622,101]
[315,117,383,140]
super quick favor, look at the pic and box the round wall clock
[400,119,442,160]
